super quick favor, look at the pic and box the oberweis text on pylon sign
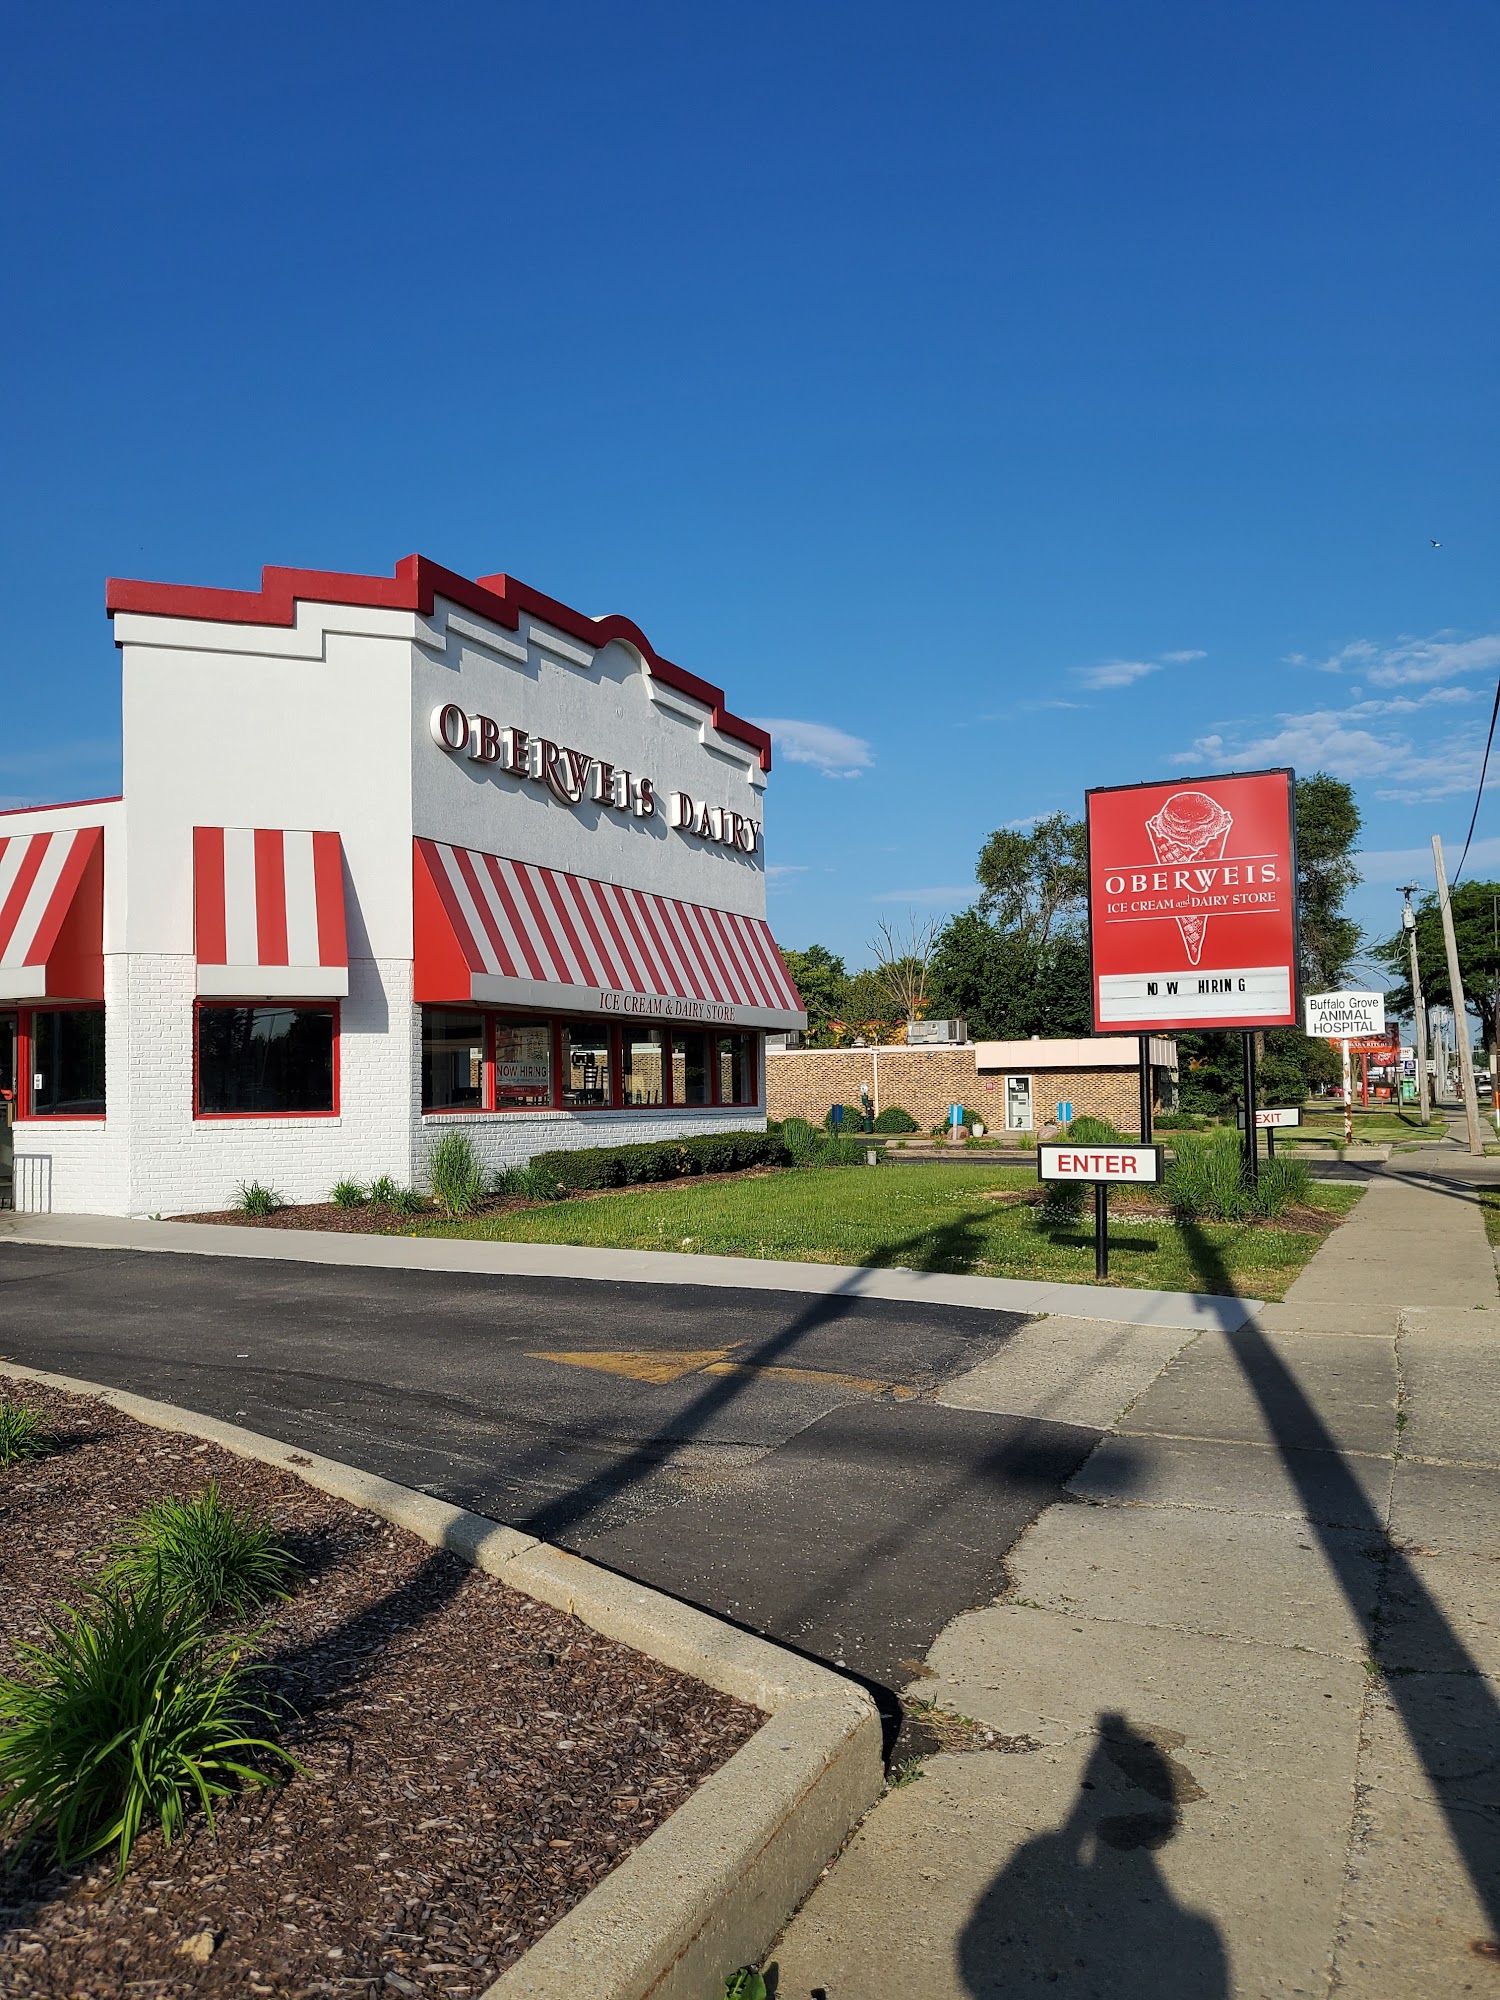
[1086,768,1300,1033]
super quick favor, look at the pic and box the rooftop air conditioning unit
[765,1031,805,1052]
[907,1018,966,1045]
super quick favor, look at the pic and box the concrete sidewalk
[770,1171,1500,1996]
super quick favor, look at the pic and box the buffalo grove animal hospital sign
[1085,768,1300,1033]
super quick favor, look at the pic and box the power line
[1454,673,1500,886]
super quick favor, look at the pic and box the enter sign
[1037,1144,1163,1184]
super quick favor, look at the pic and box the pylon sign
[1086,768,1300,1033]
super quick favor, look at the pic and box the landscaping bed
[0,1375,762,1999]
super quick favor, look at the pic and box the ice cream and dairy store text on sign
[1085,768,1300,1034]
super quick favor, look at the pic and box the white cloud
[764,863,807,884]
[1171,710,1484,801]
[1161,649,1208,664]
[1305,632,1500,687]
[756,718,874,779]
[1077,658,1164,690]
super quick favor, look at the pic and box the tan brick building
[767,1036,1177,1135]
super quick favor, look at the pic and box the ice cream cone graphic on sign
[1145,790,1234,965]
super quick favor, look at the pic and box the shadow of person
[956,1711,1229,1998]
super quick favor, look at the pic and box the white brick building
[0,556,805,1216]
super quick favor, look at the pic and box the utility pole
[1433,835,1484,1157]
[1401,884,1431,1126]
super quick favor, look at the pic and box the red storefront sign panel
[1086,769,1299,1033]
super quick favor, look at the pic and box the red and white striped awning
[414,839,805,1030]
[194,828,349,997]
[0,826,104,1002]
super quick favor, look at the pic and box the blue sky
[3,0,1496,974]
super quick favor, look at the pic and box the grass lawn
[419,1164,1363,1300]
[1475,1190,1500,1247]
[1287,1108,1433,1147]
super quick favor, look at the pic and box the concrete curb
[0,1360,884,2000]
[0,1211,1260,1330]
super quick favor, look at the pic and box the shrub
[1058,1115,1123,1144]
[780,1117,820,1164]
[427,1128,486,1218]
[1017,1131,1037,1151]
[0,1586,297,1873]
[104,1484,295,1620]
[820,1136,869,1165]
[234,1182,282,1219]
[386,1186,425,1216]
[527,1130,789,1198]
[872,1105,919,1133]
[1165,1130,1252,1222]
[1038,1180,1086,1225]
[330,1179,367,1209]
[1250,1153,1312,1218]
[0,1401,50,1468]
[1153,1112,1210,1132]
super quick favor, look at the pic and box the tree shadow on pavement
[957,1711,1228,1998]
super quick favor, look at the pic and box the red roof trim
[0,795,122,822]
[106,554,773,772]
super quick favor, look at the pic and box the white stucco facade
[0,557,804,1216]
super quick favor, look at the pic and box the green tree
[927,913,1091,1040]
[975,811,1088,947]
[1374,880,1500,1055]
[1295,773,1363,991]
[842,967,903,1040]
[779,944,848,1044]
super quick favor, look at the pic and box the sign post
[949,1103,964,1144]
[1037,1141,1163,1280]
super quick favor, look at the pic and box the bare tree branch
[867,911,942,1022]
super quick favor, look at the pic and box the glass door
[0,1013,15,1208]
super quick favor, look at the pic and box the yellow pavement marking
[527,1346,740,1384]
[527,1346,916,1397]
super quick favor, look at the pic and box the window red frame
[419,1009,761,1116]
[192,998,342,1120]
[12,1003,108,1122]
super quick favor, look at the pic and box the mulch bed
[0,1374,763,1998]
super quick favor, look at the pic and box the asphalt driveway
[0,1243,1095,1685]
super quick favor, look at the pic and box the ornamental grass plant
[103,1484,295,1621]
[427,1128,486,1218]
[0,1585,297,1874]
[1164,1129,1312,1222]
[0,1399,51,1467]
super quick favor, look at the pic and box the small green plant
[387,1186,425,1216]
[723,1970,768,2000]
[0,1400,51,1468]
[888,1757,926,1789]
[330,1179,367,1209]
[104,1484,295,1619]
[1249,1153,1312,1219]
[427,1128,486,1218]
[1058,1115,1123,1144]
[234,1181,282,1218]
[368,1174,400,1206]
[0,1586,297,1874]
[1017,1130,1037,1151]
[780,1117,820,1165]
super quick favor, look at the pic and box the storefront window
[716,1032,753,1106]
[493,1019,553,1109]
[422,1009,486,1111]
[673,1030,710,1105]
[198,1006,335,1115]
[562,1025,612,1107]
[621,1028,666,1106]
[31,1009,106,1116]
